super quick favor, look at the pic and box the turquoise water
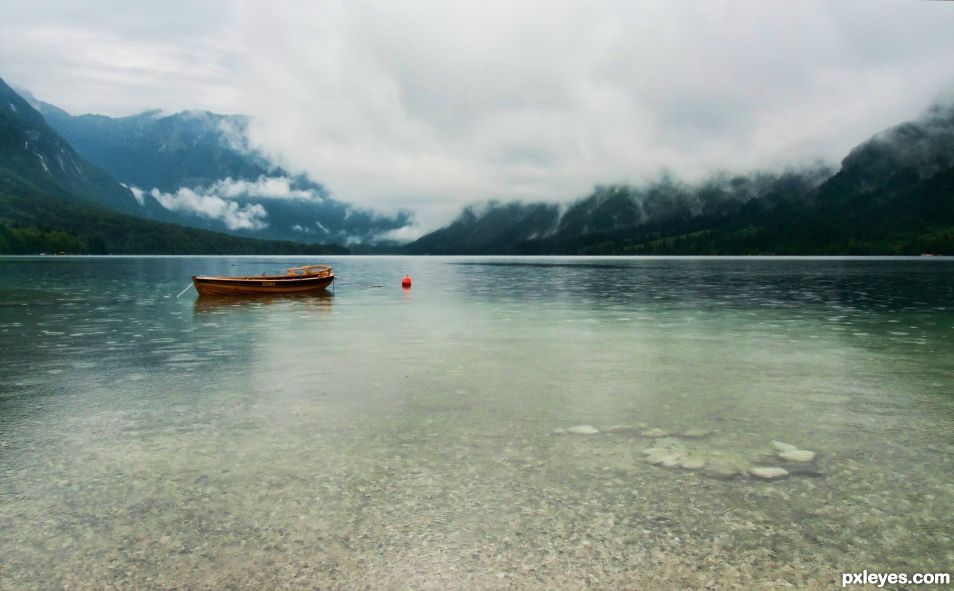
[1,256,952,589]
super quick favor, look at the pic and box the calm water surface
[1,256,952,589]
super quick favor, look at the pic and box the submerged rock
[641,428,669,438]
[551,428,567,436]
[644,447,683,466]
[772,441,799,453]
[703,462,741,480]
[604,425,640,434]
[567,425,599,435]
[680,459,705,471]
[749,466,790,480]
[779,449,816,463]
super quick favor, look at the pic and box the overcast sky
[2,0,953,228]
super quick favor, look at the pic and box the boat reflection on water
[192,292,334,316]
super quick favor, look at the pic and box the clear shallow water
[0,256,952,589]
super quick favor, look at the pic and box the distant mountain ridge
[24,92,412,244]
[0,81,151,216]
[409,201,561,255]
[31,102,273,193]
[406,104,954,255]
[5,75,953,255]
[0,76,346,254]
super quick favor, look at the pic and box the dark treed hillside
[405,104,954,256]
[0,177,347,254]
[407,201,560,255]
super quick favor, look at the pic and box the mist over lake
[1,255,952,589]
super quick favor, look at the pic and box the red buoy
[401,275,412,288]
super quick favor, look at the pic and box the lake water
[1,256,952,589]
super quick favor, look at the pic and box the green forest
[0,180,347,255]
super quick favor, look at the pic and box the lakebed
[1,256,952,589]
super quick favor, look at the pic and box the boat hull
[192,274,334,296]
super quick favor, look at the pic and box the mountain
[406,104,954,255]
[30,102,275,193]
[408,201,560,255]
[404,172,831,254]
[0,76,346,254]
[0,79,158,217]
[26,93,412,244]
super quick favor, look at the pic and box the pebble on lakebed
[566,425,600,435]
[641,428,669,438]
[772,441,799,453]
[779,449,816,463]
[749,466,790,480]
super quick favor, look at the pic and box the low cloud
[208,176,320,201]
[136,175,326,230]
[234,0,954,230]
[126,185,145,205]
[373,223,426,243]
[145,187,269,230]
[3,1,954,231]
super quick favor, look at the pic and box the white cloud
[216,116,254,153]
[375,223,426,243]
[127,185,145,205]
[0,1,240,116]
[208,176,319,201]
[3,1,954,230]
[146,187,269,230]
[135,175,322,230]
[232,0,954,229]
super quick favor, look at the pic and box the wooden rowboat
[192,265,334,296]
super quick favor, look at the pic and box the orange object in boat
[192,265,334,296]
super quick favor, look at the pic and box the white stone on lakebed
[772,441,799,453]
[680,459,705,470]
[779,449,816,463]
[749,466,790,480]
[566,425,599,435]
[641,428,669,438]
